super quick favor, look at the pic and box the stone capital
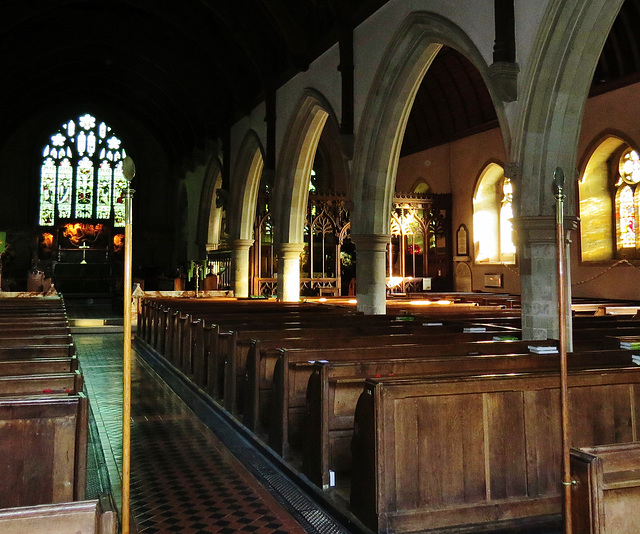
[351,233,390,253]
[503,161,521,182]
[513,215,578,245]
[231,239,254,251]
[276,242,305,258]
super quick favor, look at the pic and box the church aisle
[76,332,311,533]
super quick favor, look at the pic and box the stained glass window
[38,114,128,227]
[613,149,640,253]
[617,185,636,248]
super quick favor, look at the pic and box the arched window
[473,163,515,264]
[579,140,640,260]
[616,148,640,253]
[38,114,128,227]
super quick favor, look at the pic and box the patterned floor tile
[76,331,307,533]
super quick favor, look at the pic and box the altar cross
[79,242,90,264]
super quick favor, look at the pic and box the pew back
[0,394,89,508]
[351,367,640,533]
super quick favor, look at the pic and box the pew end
[571,442,640,534]
[0,497,117,534]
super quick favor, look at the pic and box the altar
[39,222,123,295]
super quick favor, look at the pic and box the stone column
[353,234,389,315]
[514,216,578,348]
[276,242,304,302]
[231,239,254,298]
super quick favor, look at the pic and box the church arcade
[1,0,640,339]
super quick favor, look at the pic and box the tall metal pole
[554,167,572,533]
[121,156,135,534]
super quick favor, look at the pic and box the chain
[500,262,520,275]
[572,259,640,286]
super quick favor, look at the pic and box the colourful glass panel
[57,159,73,219]
[113,162,126,227]
[39,113,126,226]
[96,161,113,219]
[618,185,636,248]
[619,150,640,184]
[39,158,57,226]
[75,156,94,218]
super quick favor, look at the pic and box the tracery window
[473,164,516,264]
[38,113,128,227]
[580,142,640,261]
[615,149,640,252]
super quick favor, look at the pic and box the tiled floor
[76,332,310,533]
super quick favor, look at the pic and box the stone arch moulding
[196,156,223,252]
[350,10,510,237]
[273,88,341,245]
[228,130,265,242]
[578,129,638,178]
[513,0,624,219]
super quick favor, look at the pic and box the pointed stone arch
[514,1,625,218]
[512,0,624,342]
[274,89,340,244]
[229,130,265,242]
[196,156,224,255]
[227,130,265,297]
[273,89,340,301]
[350,11,509,313]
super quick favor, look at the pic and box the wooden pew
[242,333,529,435]
[304,349,635,490]
[0,370,83,396]
[218,323,514,413]
[265,334,541,458]
[0,357,78,376]
[350,366,640,533]
[570,442,640,534]
[170,308,426,376]
[0,317,69,327]
[0,344,76,359]
[0,498,116,534]
[141,297,354,348]
[0,334,74,347]
[158,307,497,398]
[0,394,89,508]
[0,325,72,337]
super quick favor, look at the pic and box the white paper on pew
[423,322,443,326]
[463,327,486,333]
[632,355,640,365]
[528,345,559,354]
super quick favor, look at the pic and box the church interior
[3,0,640,533]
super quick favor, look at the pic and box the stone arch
[228,130,265,242]
[514,1,624,218]
[196,156,223,254]
[578,129,639,176]
[274,89,341,245]
[512,0,624,343]
[350,11,509,313]
[351,11,510,237]
[273,89,341,301]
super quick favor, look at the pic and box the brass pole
[121,157,135,534]
[554,167,572,533]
